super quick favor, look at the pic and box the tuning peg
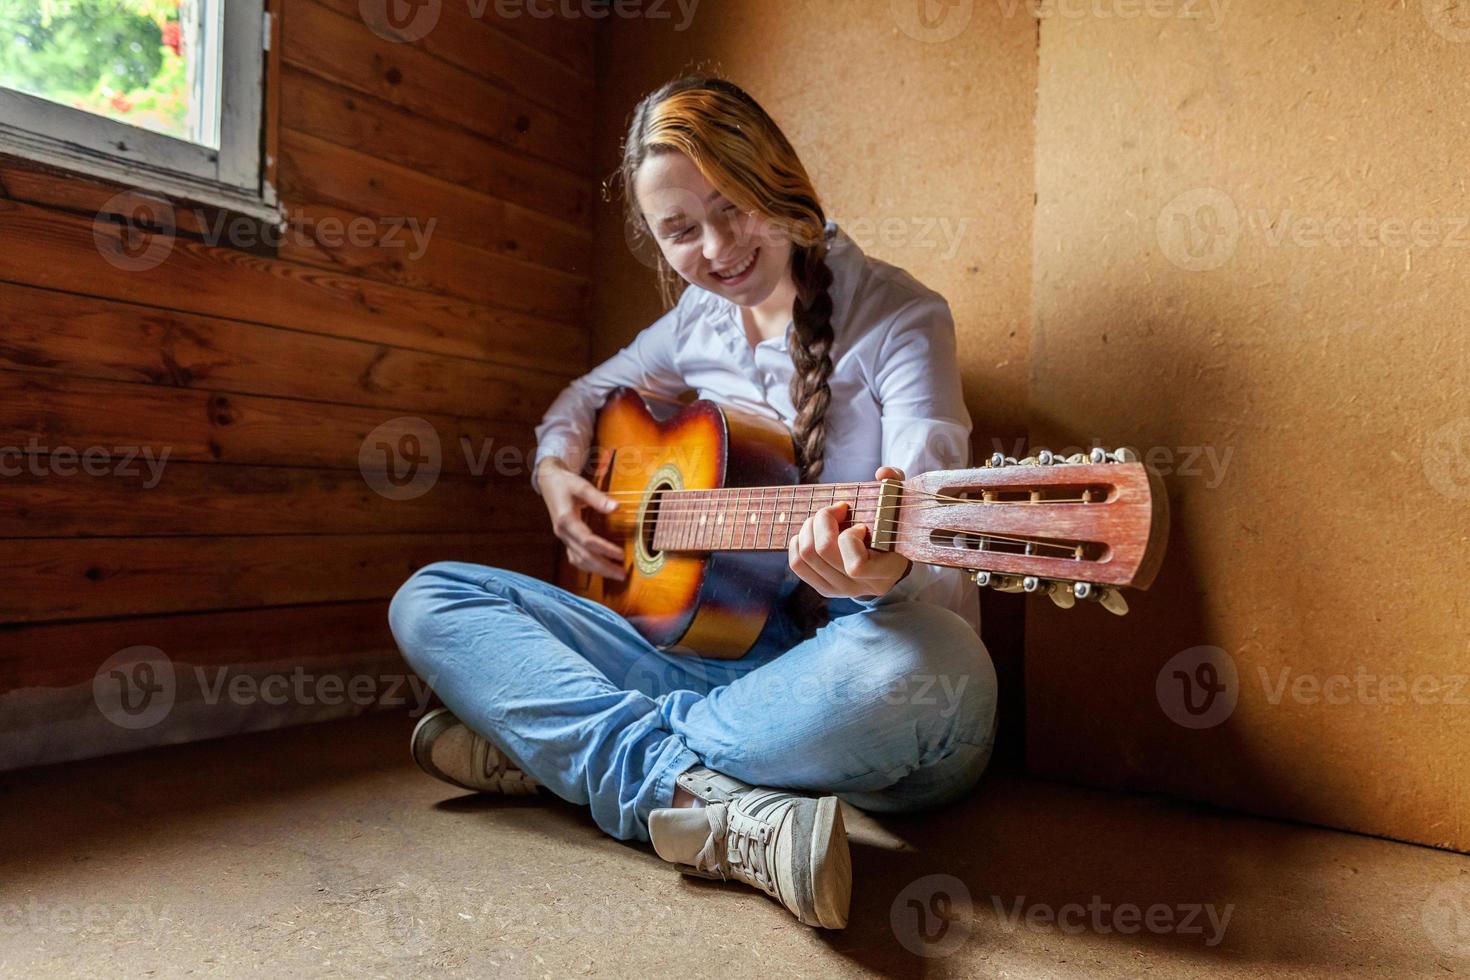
[1047,582,1077,608]
[1066,453,1088,464]
[1110,446,1139,463]
[971,570,1024,592]
[989,452,1005,467]
[1037,449,1055,465]
[1072,581,1130,616]
[1089,447,1108,464]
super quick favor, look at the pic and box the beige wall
[591,0,1039,759]
[594,0,1469,852]
[1026,0,1470,852]
[591,0,1036,433]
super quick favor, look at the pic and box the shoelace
[472,736,538,794]
[691,801,779,898]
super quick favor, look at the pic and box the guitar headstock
[889,448,1169,615]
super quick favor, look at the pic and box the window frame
[0,0,277,222]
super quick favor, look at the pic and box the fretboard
[649,481,885,552]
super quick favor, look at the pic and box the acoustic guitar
[557,387,1169,659]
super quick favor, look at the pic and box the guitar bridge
[870,478,904,551]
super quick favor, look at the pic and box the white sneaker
[410,707,539,794]
[649,778,851,929]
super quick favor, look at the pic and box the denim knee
[855,602,998,755]
[388,560,490,675]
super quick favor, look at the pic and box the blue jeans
[388,561,997,842]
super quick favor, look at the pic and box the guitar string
[598,482,1046,505]
[626,490,1097,552]
[587,483,1100,554]
[643,511,1089,556]
[603,487,1100,515]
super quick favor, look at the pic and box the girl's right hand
[536,458,626,580]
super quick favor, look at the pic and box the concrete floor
[2,714,1466,979]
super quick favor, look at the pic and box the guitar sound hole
[637,479,677,566]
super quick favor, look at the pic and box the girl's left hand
[788,466,913,600]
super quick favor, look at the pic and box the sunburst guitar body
[558,387,1169,659]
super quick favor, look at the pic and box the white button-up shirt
[533,221,980,635]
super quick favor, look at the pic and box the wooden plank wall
[0,0,597,762]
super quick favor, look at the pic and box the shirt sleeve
[853,292,974,607]
[531,295,690,495]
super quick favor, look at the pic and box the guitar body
[557,387,799,659]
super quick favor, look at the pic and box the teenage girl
[389,75,997,930]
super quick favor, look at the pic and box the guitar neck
[649,481,885,552]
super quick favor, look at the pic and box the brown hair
[612,75,836,483]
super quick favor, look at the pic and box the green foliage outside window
[0,0,194,141]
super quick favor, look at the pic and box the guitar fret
[702,490,713,551]
[714,488,726,551]
[706,488,717,551]
[686,492,697,551]
[676,491,689,551]
[726,487,738,551]
[766,488,776,549]
[763,486,774,547]
[743,488,751,549]
[736,486,747,550]
[731,487,741,550]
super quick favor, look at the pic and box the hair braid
[788,242,836,483]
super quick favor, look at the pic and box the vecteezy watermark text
[0,439,170,488]
[359,0,699,43]
[94,191,435,272]
[991,895,1233,947]
[94,646,435,729]
[0,899,171,943]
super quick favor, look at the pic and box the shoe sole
[411,708,539,795]
[807,796,852,929]
[410,707,475,790]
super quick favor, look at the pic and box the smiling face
[634,150,794,308]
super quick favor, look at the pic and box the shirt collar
[712,220,862,351]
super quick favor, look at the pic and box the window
[0,0,274,220]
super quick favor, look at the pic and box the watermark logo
[1160,186,1470,271]
[360,417,442,501]
[891,874,974,958]
[992,895,1233,946]
[1422,877,1470,959]
[0,440,171,487]
[1156,645,1239,729]
[361,0,443,41]
[94,646,435,730]
[94,191,434,269]
[891,0,975,42]
[93,646,177,730]
[484,0,699,28]
[1257,665,1467,707]
[987,437,1235,489]
[0,900,171,943]
[1424,417,1470,501]
[1157,187,1241,272]
[94,192,177,272]
[997,0,1230,29]
[834,215,971,261]
[1423,0,1470,42]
